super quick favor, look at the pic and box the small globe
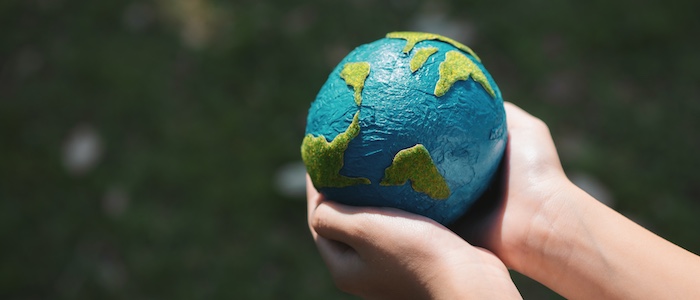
[302,32,507,225]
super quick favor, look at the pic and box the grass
[1,0,699,298]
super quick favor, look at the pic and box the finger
[503,101,526,114]
[306,174,324,238]
[314,236,365,293]
[504,102,552,137]
[306,174,322,214]
[312,200,442,250]
[504,103,563,172]
[311,201,369,249]
[315,236,361,274]
[503,102,538,130]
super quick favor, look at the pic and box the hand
[451,102,572,270]
[453,102,700,299]
[307,176,522,299]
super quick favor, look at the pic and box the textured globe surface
[302,32,507,225]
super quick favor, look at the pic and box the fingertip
[306,174,320,202]
[311,201,355,238]
[306,174,325,216]
[503,101,520,112]
[503,102,548,133]
[503,102,529,120]
[311,201,383,249]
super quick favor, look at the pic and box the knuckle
[531,116,550,132]
[525,117,553,140]
[310,211,328,233]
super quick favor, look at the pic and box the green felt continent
[380,144,450,200]
[340,62,371,106]
[410,47,439,73]
[302,111,370,188]
[386,31,481,62]
[435,51,496,98]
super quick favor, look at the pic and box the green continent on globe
[301,111,370,188]
[434,51,496,98]
[340,62,371,106]
[386,31,481,62]
[410,47,439,72]
[380,144,451,200]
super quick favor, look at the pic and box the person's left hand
[307,175,522,300]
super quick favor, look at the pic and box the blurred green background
[2,0,699,299]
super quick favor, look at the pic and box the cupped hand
[451,102,573,271]
[307,176,522,300]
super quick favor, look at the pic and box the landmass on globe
[302,32,507,225]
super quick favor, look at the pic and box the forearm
[516,182,700,299]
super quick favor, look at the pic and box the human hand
[453,102,700,299]
[451,102,574,271]
[307,176,522,299]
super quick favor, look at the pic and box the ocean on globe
[302,32,507,225]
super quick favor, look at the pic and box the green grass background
[2,0,699,298]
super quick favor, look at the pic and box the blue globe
[302,32,507,225]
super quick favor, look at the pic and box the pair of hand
[307,102,700,299]
[306,102,564,299]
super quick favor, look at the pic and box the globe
[302,32,507,225]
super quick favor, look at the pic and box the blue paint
[305,36,507,225]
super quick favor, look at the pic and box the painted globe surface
[302,32,507,225]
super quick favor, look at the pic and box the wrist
[503,178,700,299]
[508,179,615,298]
[430,246,522,299]
[506,178,583,275]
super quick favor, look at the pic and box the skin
[307,102,700,299]
[307,178,522,300]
